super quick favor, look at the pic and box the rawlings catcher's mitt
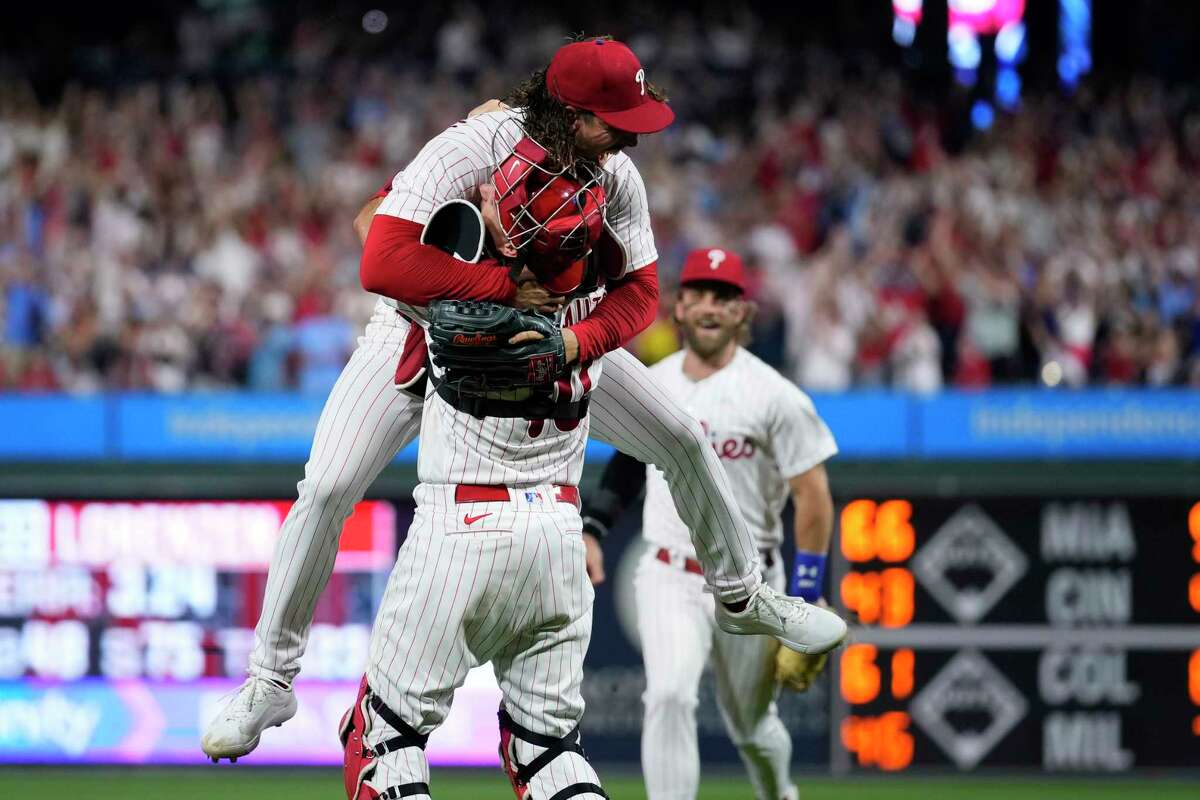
[427,299,568,418]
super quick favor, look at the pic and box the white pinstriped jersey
[642,348,838,552]
[373,108,657,486]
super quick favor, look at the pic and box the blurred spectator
[292,288,355,395]
[3,260,51,350]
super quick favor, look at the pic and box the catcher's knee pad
[497,705,607,800]
[339,676,431,799]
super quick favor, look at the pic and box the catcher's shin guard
[339,676,431,799]
[497,706,607,800]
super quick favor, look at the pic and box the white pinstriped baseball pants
[249,306,762,684]
[362,484,602,799]
[637,550,795,800]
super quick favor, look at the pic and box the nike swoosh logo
[463,513,492,525]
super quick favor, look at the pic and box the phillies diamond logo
[912,504,1027,623]
[911,650,1027,770]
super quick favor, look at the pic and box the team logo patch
[527,354,556,384]
[524,491,542,503]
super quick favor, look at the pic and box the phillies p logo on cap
[680,247,747,292]
[546,39,675,134]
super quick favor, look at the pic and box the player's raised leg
[589,347,760,602]
[635,552,716,800]
[253,312,422,685]
[711,563,798,800]
[202,305,422,762]
[591,348,847,653]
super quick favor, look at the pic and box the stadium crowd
[2,6,1199,394]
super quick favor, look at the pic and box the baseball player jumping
[202,37,845,768]
[580,248,839,800]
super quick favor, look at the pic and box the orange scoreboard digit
[830,496,1200,773]
[839,500,916,628]
[836,499,921,771]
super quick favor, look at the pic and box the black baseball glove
[427,300,568,417]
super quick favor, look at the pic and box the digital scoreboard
[5,493,1197,770]
[831,497,1200,772]
[0,499,503,766]
[0,499,396,684]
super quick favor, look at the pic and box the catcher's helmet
[490,136,606,294]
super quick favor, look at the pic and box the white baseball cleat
[715,583,847,655]
[201,676,297,763]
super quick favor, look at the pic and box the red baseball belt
[655,547,776,577]
[656,547,704,576]
[454,483,580,508]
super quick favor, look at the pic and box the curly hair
[503,33,668,172]
[503,66,580,171]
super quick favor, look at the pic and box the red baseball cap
[546,38,675,134]
[680,247,747,292]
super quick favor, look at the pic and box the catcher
[578,247,839,800]
[340,142,616,799]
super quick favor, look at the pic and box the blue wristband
[789,552,827,601]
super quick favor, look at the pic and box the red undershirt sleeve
[568,262,660,363]
[359,215,518,305]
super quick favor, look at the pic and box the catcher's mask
[490,135,606,295]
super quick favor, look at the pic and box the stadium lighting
[892,0,923,46]
[996,67,1021,109]
[971,100,995,130]
[995,21,1027,64]
[1059,0,1092,89]
[893,17,918,47]
[948,25,983,71]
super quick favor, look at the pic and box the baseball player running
[580,248,838,800]
[202,37,845,766]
